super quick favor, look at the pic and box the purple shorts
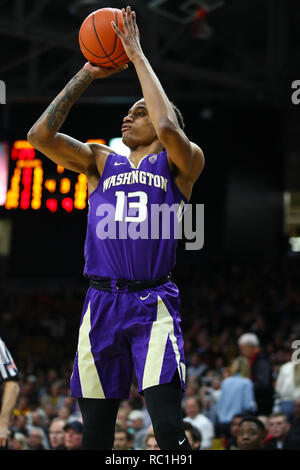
[70,280,187,400]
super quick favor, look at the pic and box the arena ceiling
[0,0,298,106]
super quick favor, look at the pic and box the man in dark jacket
[264,413,291,450]
[283,397,300,450]
[238,333,274,415]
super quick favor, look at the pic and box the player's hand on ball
[83,61,128,79]
[111,6,142,63]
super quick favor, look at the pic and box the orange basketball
[79,7,129,68]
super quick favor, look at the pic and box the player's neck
[129,142,163,167]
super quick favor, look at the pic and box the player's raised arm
[27,62,128,174]
[112,6,204,182]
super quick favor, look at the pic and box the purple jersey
[83,150,187,281]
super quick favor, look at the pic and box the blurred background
[0,0,300,451]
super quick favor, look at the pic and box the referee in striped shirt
[0,336,19,448]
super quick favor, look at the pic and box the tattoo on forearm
[36,69,93,133]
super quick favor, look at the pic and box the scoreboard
[0,137,129,213]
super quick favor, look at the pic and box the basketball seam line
[109,9,119,56]
[92,12,118,67]
[79,35,127,63]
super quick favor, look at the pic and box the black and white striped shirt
[0,336,19,382]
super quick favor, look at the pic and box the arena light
[62,197,73,212]
[74,174,87,210]
[11,140,35,160]
[289,237,300,252]
[45,179,57,193]
[20,167,32,210]
[46,199,58,213]
[0,142,9,206]
[109,137,130,157]
[60,178,71,194]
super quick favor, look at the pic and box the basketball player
[27,6,204,450]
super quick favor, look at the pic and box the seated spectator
[114,423,134,450]
[12,414,28,437]
[116,408,131,430]
[183,397,214,449]
[57,405,72,422]
[48,417,67,450]
[8,431,29,450]
[144,433,160,450]
[218,356,256,437]
[42,403,57,423]
[199,376,221,427]
[283,397,300,450]
[264,413,291,450]
[14,397,30,417]
[27,426,46,450]
[63,420,83,450]
[184,422,201,450]
[127,410,148,450]
[186,352,208,381]
[236,416,267,450]
[275,361,300,421]
[27,410,50,449]
[224,413,245,450]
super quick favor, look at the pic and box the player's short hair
[138,97,185,130]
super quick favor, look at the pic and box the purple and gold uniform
[70,150,188,399]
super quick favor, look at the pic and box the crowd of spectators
[0,256,300,450]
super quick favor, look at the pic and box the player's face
[121,99,158,149]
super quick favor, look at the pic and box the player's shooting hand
[111,6,143,63]
[83,61,128,79]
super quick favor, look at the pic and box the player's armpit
[27,132,100,174]
[158,125,205,182]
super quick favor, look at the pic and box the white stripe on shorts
[142,294,182,390]
[77,301,105,398]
